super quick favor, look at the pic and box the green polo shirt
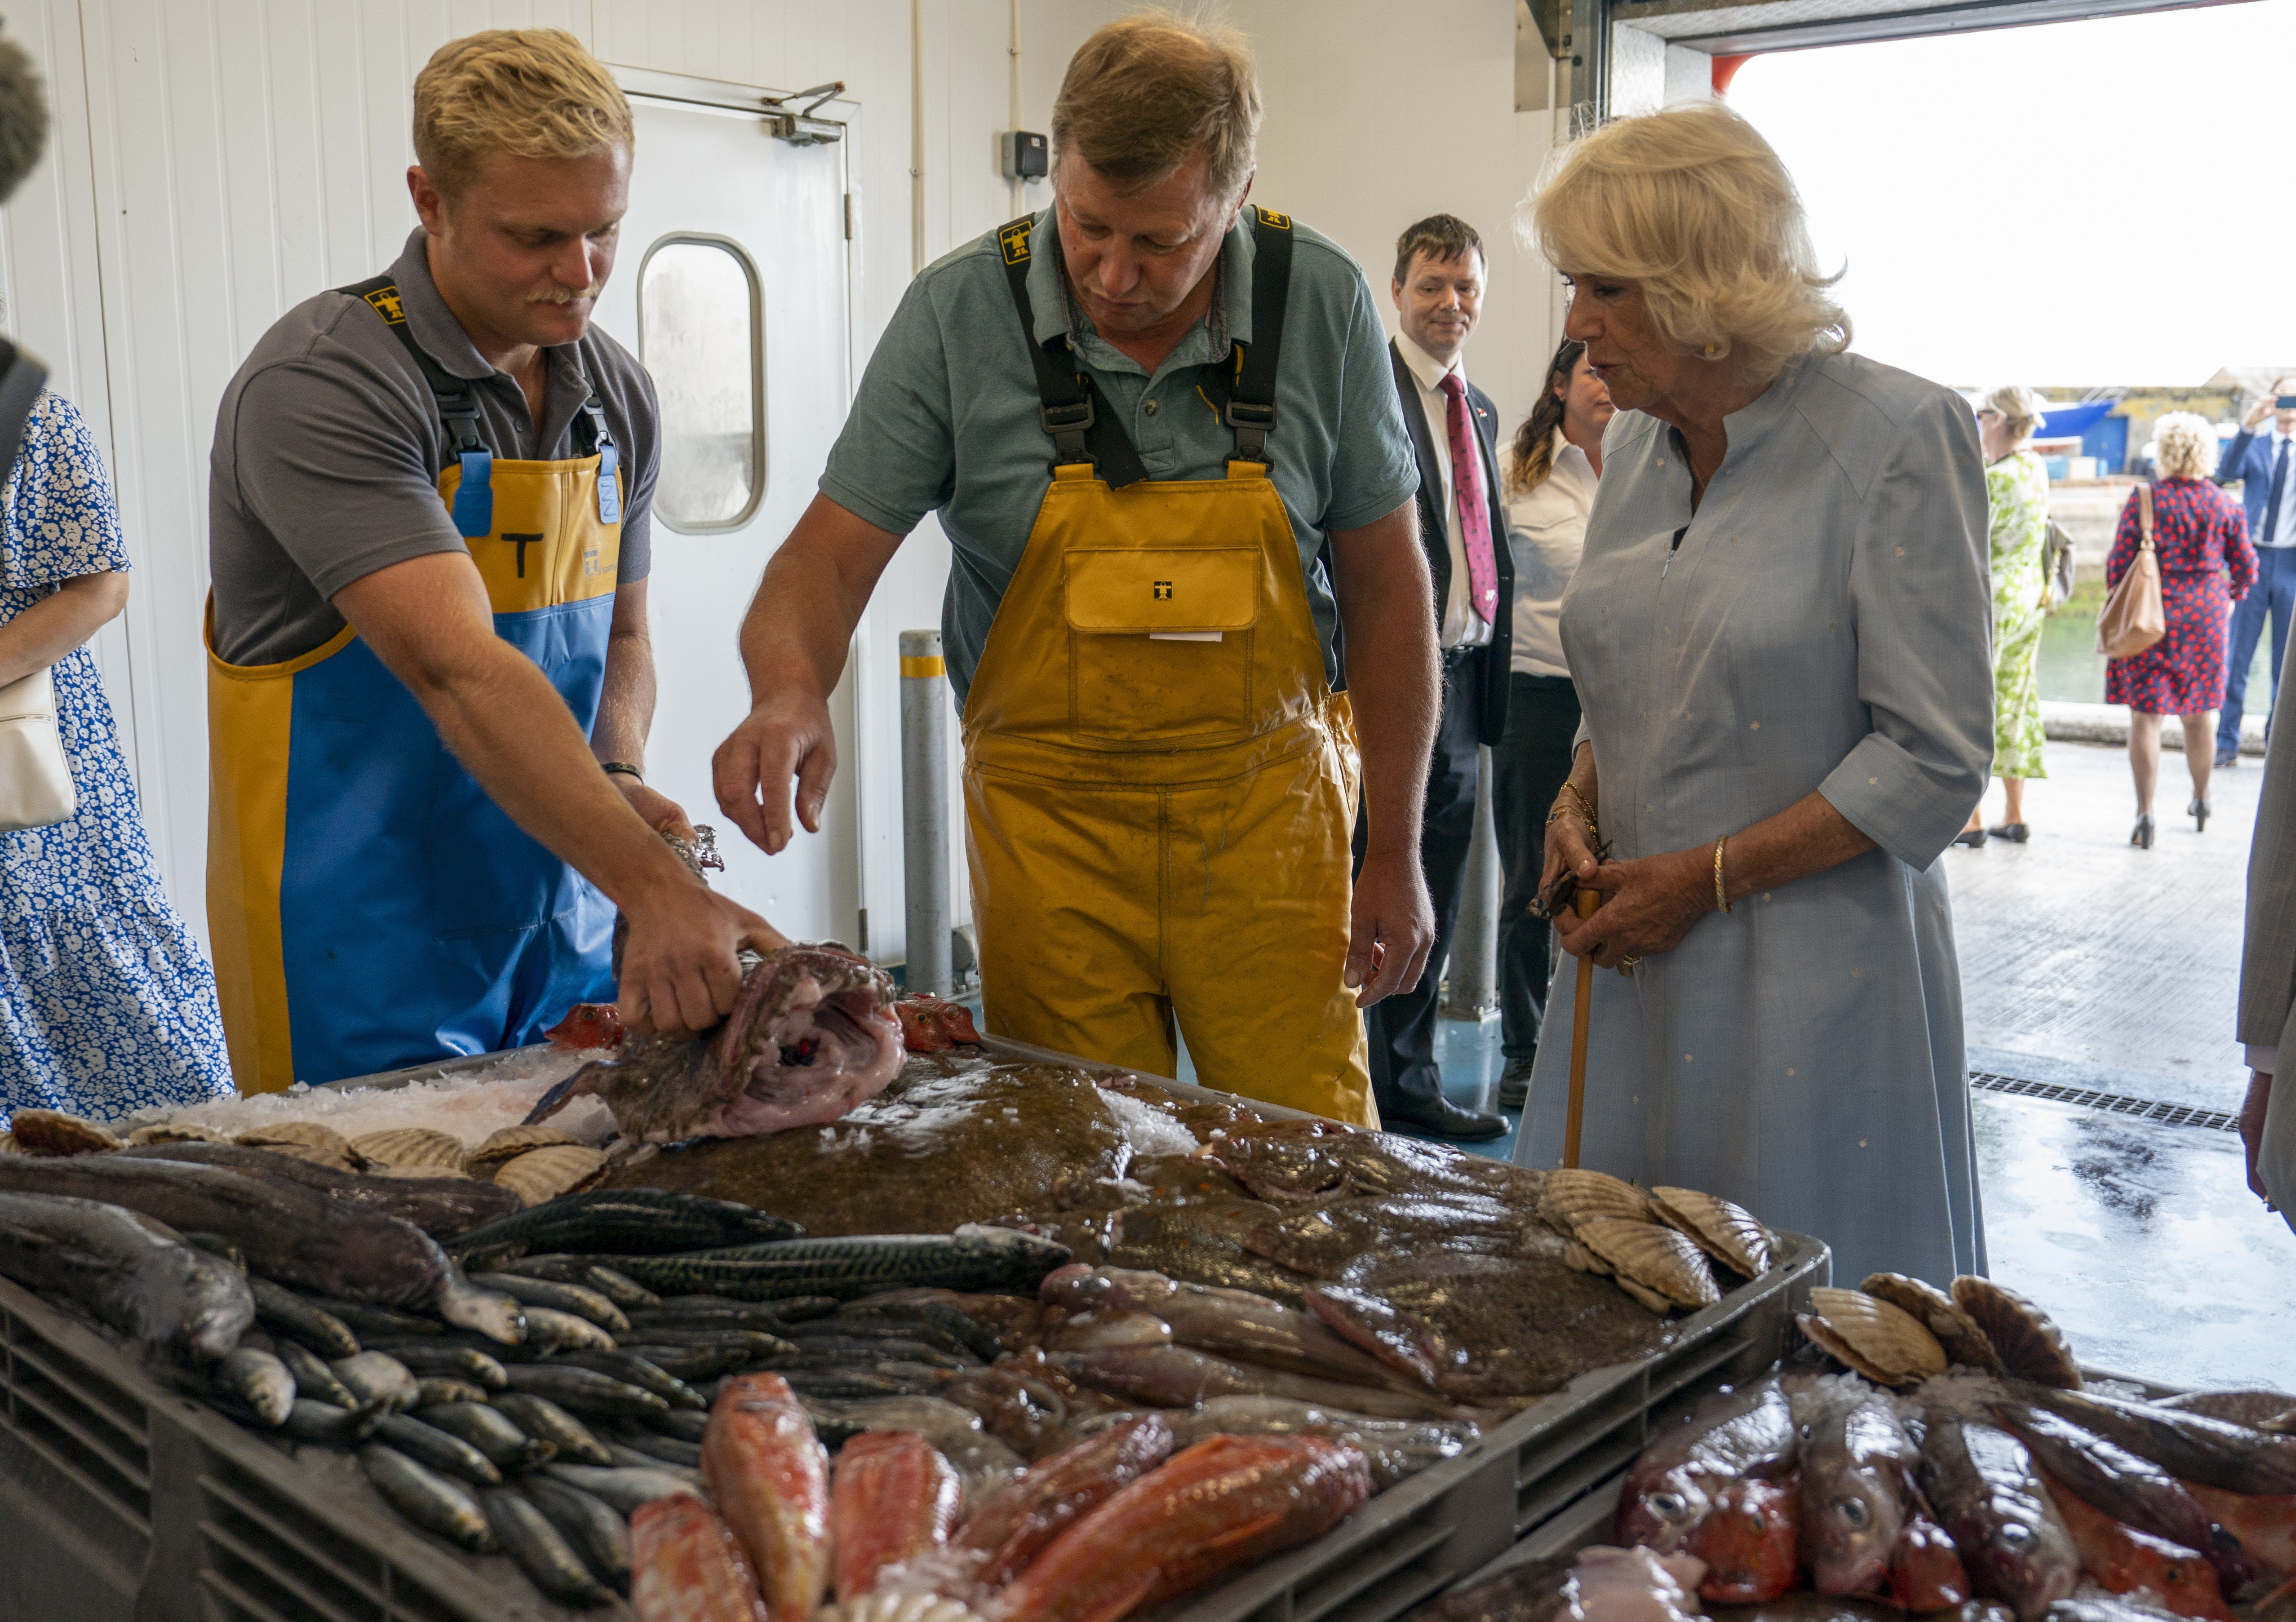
[819,205,1419,708]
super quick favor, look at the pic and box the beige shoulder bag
[2097,484,2167,659]
[0,665,75,830]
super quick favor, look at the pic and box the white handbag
[0,665,75,830]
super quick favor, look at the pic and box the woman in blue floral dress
[0,390,232,1121]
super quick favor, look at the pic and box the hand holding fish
[616,875,788,1037]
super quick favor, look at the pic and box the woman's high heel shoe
[2191,797,2211,832]
[2132,813,2156,849]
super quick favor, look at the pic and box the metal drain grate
[1968,1071,2241,1133]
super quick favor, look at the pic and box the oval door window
[638,235,765,531]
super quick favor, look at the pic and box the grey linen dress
[1511,351,1995,1289]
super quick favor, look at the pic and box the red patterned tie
[1439,372,1497,623]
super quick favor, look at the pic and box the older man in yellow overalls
[712,15,1438,1124]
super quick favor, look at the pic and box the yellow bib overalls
[962,211,1375,1126]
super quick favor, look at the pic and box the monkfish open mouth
[755,987,893,1087]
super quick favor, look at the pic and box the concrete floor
[1345,740,2296,1390]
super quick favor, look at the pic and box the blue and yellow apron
[206,275,624,1093]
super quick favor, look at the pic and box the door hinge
[856,906,869,953]
[844,193,855,240]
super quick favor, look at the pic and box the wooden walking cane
[1564,888,1600,1170]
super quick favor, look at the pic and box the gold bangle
[1714,835,1732,914]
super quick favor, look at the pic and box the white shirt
[1394,331,1493,649]
[1503,431,1596,678]
[2259,427,2296,550]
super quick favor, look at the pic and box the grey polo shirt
[818,206,1419,708]
[209,226,660,668]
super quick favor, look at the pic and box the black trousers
[1358,655,1482,1112]
[1491,673,1582,1063]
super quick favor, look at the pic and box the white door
[595,74,860,947]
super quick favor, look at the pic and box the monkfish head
[526,943,904,1143]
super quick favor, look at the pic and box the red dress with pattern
[2104,476,2256,715]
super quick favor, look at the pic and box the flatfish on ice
[599,1060,1137,1239]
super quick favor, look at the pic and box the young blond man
[207,29,779,1092]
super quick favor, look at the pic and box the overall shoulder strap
[338,273,496,537]
[1201,206,1294,463]
[997,217,1149,488]
[336,274,489,459]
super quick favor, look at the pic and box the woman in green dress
[1958,384,2052,844]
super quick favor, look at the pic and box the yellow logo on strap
[360,285,408,324]
[1254,207,1292,231]
[998,220,1032,265]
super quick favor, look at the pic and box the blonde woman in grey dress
[1513,102,1994,1288]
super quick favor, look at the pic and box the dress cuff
[1817,731,1976,870]
[2248,1044,2278,1075]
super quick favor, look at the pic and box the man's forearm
[738,494,904,705]
[1329,505,1438,858]
[595,628,655,766]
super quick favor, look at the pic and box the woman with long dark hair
[1491,336,1611,1110]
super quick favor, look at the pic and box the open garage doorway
[1711,4,2296,1378]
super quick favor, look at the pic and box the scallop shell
[126,1122,225,1146]
[1575,1216,1720,1309]
[365,1164,475,1182]
[349,1128,467,1174]
[236,1121,363,1171]
[1799,1311,1909,1387]
[0,1132,19,1155]
[1651,1186,1773,1278]
[9,1110,122,1156]
[1561,1239,1614,1276]
[1950,1276,2082,1390]
[492,1144,608,1207]
[1539,1168,1653,1232]
[1860,1272,2002,1371]
[1807,1286,1947,1385]
[465,1124,584,1176]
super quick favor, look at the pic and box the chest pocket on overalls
[1065,544,1263,743]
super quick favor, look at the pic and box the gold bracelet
[1558,781,1600,835]
[1714,835,1732,914]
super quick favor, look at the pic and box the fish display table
[0,1039,1827,1622]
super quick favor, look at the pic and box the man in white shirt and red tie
[1365,214,1513,1139]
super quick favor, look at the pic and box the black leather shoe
[2191,797,2211,833]
[2132,812,2155,849]
[1951,827,1986,848]
[2216,747,2240,769]
[1986,823,2030,843]
[1383,1096,1507,1141]
[1498,1055,1536,1111]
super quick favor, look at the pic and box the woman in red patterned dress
[2106,411,2257,847]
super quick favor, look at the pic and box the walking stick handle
[1564,887,1599,1170]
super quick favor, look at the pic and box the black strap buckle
[1040,396,1096,468]
[1225,399,1276,463]
[437,393,487,456]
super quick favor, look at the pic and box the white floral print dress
[0,391,233,1122]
